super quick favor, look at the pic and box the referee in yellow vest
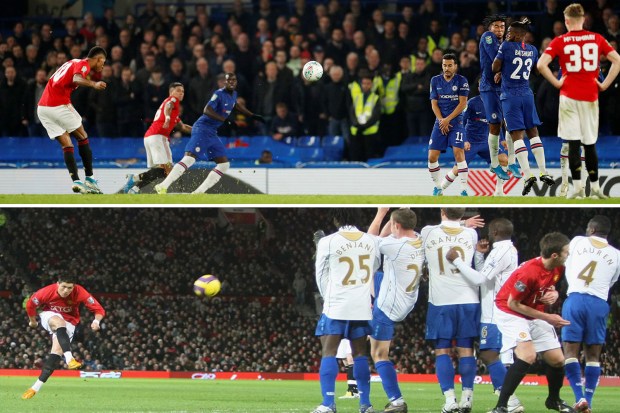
[348,72,382,162]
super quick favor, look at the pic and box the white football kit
[478,240,519,323]
[421,220,479,306]
[315,226,381,320]
[375,235,425,322]
[565,235,620,299]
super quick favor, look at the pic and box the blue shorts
[425,303,480,341]
[465,141,508,164]
[370,306,395,341]
[429,121,465,152]
[480,90,503,125]
[479,323,502,352]
[561,293,610,345]
[315,314,371,340]
[501,95,541,132]
[185,124,226,160]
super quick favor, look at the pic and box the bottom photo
[0,207,618,413]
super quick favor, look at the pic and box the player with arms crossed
[440,92,509,196]
[446,218,524,412]
[493,19,555,196]
[428,54,470,196]
[562,215,620,413]
[421,208,479,413]
[537,3,620,199]
[366,207,425,413]
[489,232,575,413]
[154,72,265,194]
[38,46,107,194]
[312,209,381,413]
[122,82,192,194]
[479,14,518,182]
[22,274,105,399]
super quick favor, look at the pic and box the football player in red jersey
[21,275,105,400]
[537,3,620,199]
[490,232,574,413]
[37,46,108,194]
[122,82,192,194]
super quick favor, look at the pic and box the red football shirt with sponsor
[39,59,91,107]
[144,96,181,138]
[495,257,563,319]
[545,30,614,102]
[26,283,105,326]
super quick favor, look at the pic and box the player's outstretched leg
[124,168,167,194]
[440,167,457,193]
[22,353,62,399]
[192,162,230,194]
[429,161,442,196]
[155,156,196,194]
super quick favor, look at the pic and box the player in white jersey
[562,215,620,413]
[313,209,381,413]
[446,218,524,413]
[421,208,479,413]
[366,207,425,413]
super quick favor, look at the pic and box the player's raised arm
[368,207,390,236]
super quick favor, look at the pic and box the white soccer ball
[302,60,323,82]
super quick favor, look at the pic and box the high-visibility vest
[382,73,401,115]
[349,76,383,102]
[427,34,448,55]
[350,92,380,136]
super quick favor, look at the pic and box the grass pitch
[0,194,616,205]
[1,377,617,413]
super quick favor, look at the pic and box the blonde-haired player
[537,3,620,199]
[562,215,620,413]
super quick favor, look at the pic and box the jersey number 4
[577,260,597,287]
[564,43,598,72]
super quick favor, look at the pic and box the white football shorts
[37,104,82,139]
[495,308,561,354]
[144,134,173,168]
[39,311,76,341]
[558,95,599,145]
[336,338,352,359]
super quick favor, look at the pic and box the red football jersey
[39,59,91,107]
[544,30,614,102]
[144,96,181,138]
[26,283,105,326]
[495,257,563,319]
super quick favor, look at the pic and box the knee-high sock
[77,139,93,177]
[137,167,166,189]
[567,140,582,191]
[63,147,79,182]
[584,362,601,407]
[319,356,338,407]
[495,175,505,195]
[580,147,586,188]
[441,169,457,190]
[506,132,515,164]
[560,142,569,186]
[564,358,584,402]
[159,156,195,190]
[547,365,565,401]
[459,356,476,391]
[353,356,371,406]
[428,161,441,188]
[193,162,230,193]
[514,140,532,178]
[55,327,73,362]
[497,358,530,408]
[457,161,469,190]
[488,133,500,168]
[583,144,600,191]
[345,364,358,391]
[375,360,402,402]
[487,359,507,392]
[32,354,62,391]
[529,137,547,174]
[436,354,455,394]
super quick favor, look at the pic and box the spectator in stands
[401,58,433,138]
[536,74,560,137]
[274,50,294,86]
[166,58,189,86]
[287,45,303,77]
[89,65,117,138]
[458,50,481,85]
[271,102,300,142]
[427,48,444,78]
[114,66,142,137]
[427,19,449,55]
[186,58,216,124]
[321,65,349,140]
[256,149,273,165]
[536,0,564,40]
[142,66,167,129]
[135,53,156,88]
[325,28,350,67]
[252,61,293,135]
[0,66,27,136]
[222,60,250,101]
[605,14,620,44]
[22,69,48,137]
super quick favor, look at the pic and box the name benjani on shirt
[335,240,375,255]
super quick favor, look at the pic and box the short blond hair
[564,3,585,18]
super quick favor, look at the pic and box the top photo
[0,0,618,205]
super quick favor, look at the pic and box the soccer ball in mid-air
[193,275,221,298]
[302,61,323,81]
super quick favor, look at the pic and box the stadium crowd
[1,0,620,161]
[0,207,618,376]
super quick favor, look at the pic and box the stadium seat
[281,136,295,145]
[294,147,324,162]
[403,136,428,145]
[321,135,345,161]
[296,136,321,147]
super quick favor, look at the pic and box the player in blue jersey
[154,72,265,194]
[492,20,555,196]
[479,14,518,182]
[428,53,470,196]
[440,93,509,196]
